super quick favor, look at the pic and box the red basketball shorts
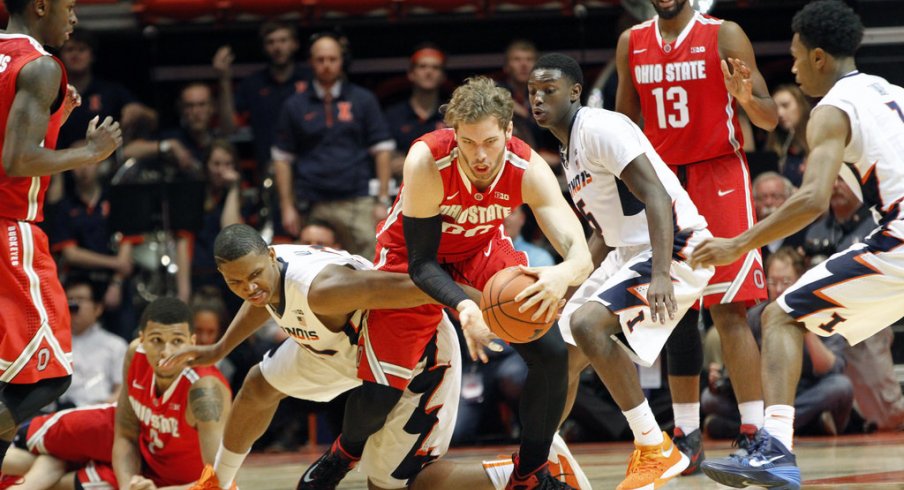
[0,219,72,384]
[20,404,115,463]
[362,228,528,390]
[671,153,767,307]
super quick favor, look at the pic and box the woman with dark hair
[767,84,811,187]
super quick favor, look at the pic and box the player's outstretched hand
[689,237,743,269]
[86,115,122,162]
[159,343,225,374]
[647,274,676,324]
[514,265,570,323]
[62,84,81,123]
[457,299,503,363]
[722,57,754,105]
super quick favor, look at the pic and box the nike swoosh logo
[642,428,654,435]
[633,49,647,54]
[484,241,493,257]
[302,462,319,483]
[749,455,784,468]
[131,381,145,390]
[717,189,735,197]
[446,192,460,200]
[662,444,674,458]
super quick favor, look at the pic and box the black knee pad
[666,310,703,376]
[342,381,403,440]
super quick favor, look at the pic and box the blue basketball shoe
[700,429,801,489]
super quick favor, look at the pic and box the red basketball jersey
[628,13,744,165]
[376,129,530,263]
[0,34,68,222]
[127,347,227,487]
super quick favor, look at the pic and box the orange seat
[227,0,305,18]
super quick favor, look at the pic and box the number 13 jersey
[629,12,743,165]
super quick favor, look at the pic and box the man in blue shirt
[273,32,394,257]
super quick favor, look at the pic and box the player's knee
[237,366,282,408]
[570,304,616,348]
[710,302,749,332]
[351,382,403,419]
[666,311,703,376]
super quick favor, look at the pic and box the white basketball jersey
[268,245,372,357]
[562,107,707,247]
[817,72,904,221]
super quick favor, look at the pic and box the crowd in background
[37,16,904,452]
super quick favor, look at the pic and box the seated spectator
[191,140,244,294]
[51,158,139,339]
[190,286,260,391]
[702,247,853,438]
[803,176,875,266]
[59,275,128,408]
[752,171,806,261]
[504,205,555,267]
[384,43,447,178]
[299,220,342,249]
[767,84,810,187]
[159,82,220,174]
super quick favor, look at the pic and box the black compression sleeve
[403,214,469,309]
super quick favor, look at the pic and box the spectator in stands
[299,220,342,249]
[753,171,806,261]
[59,276,128,408]
[191,140,244,295]
[157,82,218,173]
[498,39,558,164]
[51,155,138,339]
[384,43,447,178]
[767,84,811,187]
[702,247,853,437]
[273,31,394,256]
[57,28,157,153]
[803,176,875,266]
[504,205,554,267]
[214,21,311,180]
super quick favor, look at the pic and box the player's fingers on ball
[517,292,540,312]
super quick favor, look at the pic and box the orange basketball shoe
[617,432,689,490]
[190,465,237,490]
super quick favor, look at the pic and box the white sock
[482,458,514,489]
[739,400,765,429]
[764,405,795,450]
[214,445,250,489]
[623,399,663,446]
[672,402,700,434]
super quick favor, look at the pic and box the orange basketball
[480,267,554,343]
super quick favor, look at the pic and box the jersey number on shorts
[651,87,689,129]
[36,348,50,371]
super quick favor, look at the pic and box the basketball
[480,267,555,343]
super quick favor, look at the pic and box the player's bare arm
[615,29,643,125]
[2,57,121,177]
[161,301,271,370]
[186,376,232,466]
[718,21,778,131]
[402,141,502,362]
[618,154,678,323]
[691,105,849,268]
[519,150,593,322]
[113,342,144,489]
[307,265,482,325]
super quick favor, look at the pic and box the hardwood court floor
[237,432,904,489]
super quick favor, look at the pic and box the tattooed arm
[186,376,233,465]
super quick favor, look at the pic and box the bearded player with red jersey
[0,0,121,474]
[298,77,592,490]
[615,0,778,473]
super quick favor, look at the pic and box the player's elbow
[2,151,29,177]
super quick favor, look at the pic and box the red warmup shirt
[628,13,744,165]
[376,129,531,263]
[126,347,228,486]
[0,33,67,222]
